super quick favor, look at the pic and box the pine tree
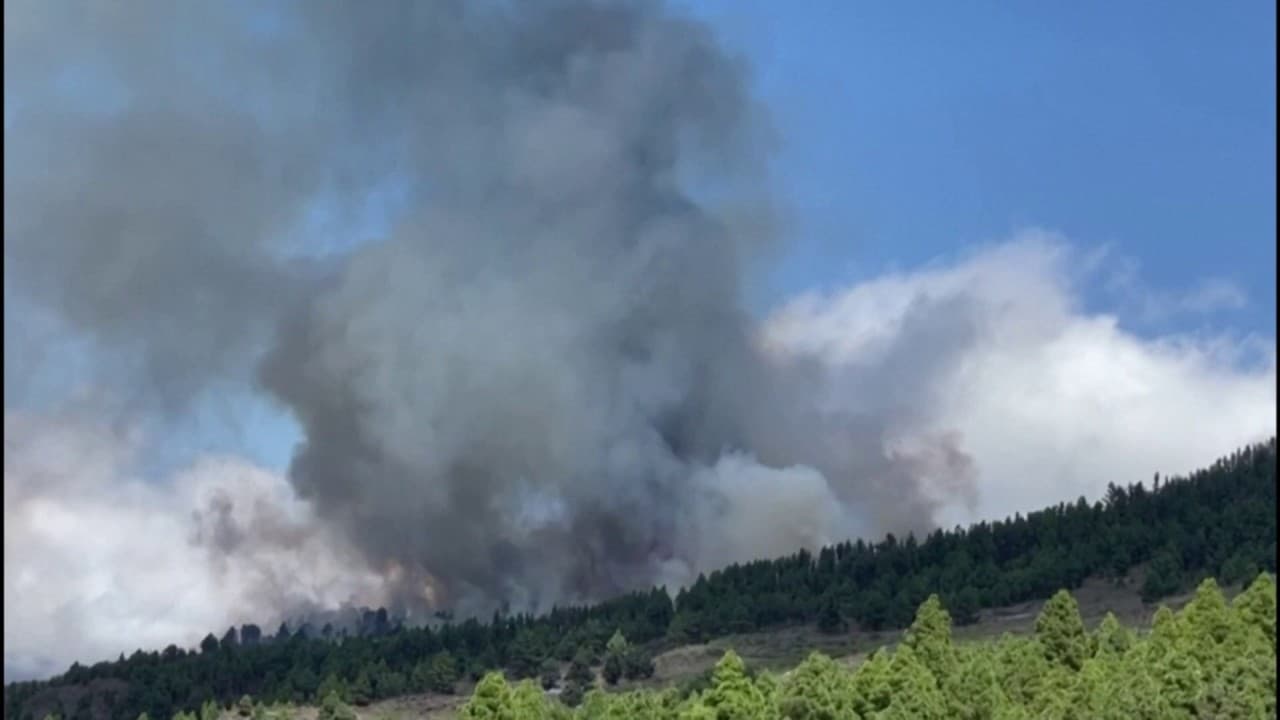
[1182,578,1233,643]
[881,645,947,720]
[1232,572,1276,645]
[991,636,1051,708]
[605,630,628,657]
[200,700,220,720]
[902,594,957,683]
[347,672,372,707]
[942,649,1007,720]
[602,630,628,686]
[1034,591,1090,671]
[1155,640,1204,717]
[316,694,354,720]
[574,690,613,718]
[314,675,345,705]
[602,653,623,686]
[622,647,656,680]
[200,635,219,655]
[816,595,845,635]
[427,651,459,694]
[459,673,513,719]
[1092,612,1133,657]
[777,652,855,719]
[508,680,555,720]
[950,586,981,627]
[559,648,595,708]
[1142,551,1184,601]
[684,651,771,720]
[849,649,893,718]
[507,629,544,680]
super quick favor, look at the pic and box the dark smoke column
[261,0,787,614]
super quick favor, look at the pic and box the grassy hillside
[7,440,1275,720]
[444,574,1276,718]
[152,569,1254,719]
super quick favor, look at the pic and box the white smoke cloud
[3,410,390,682]
[678,453,851,575]
[1097,249,1252,325]
[762,231,1277,527]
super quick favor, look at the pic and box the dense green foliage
[460,574,1278,718]
[6,440,1274,720]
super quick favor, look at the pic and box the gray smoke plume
[4,0,973,617]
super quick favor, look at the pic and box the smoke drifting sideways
[4,0,962,623]
[3,409,393,681]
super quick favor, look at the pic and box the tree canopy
[458,573,1277,718]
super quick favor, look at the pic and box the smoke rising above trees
[4,0,1275,679]
[4,0,964,616]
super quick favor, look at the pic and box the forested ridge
[456,574,1277,718]
[7,439,1275,720]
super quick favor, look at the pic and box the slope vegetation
[455,573,1277,718]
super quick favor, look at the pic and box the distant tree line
[5,439,1274,720]
[668,438,1276,642]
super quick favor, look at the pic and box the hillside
[16,572,1259,720]
[445,574,1277,718]
[7,440,1275,720]
[387,570,1256,719]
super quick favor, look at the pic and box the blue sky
[679,1,1276,334]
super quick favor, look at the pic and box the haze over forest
[3,0,1275,682]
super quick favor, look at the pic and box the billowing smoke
[248,0,968,611]
[3,407,394,681]
[4,0,954,620]
[7,0,1274,678]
